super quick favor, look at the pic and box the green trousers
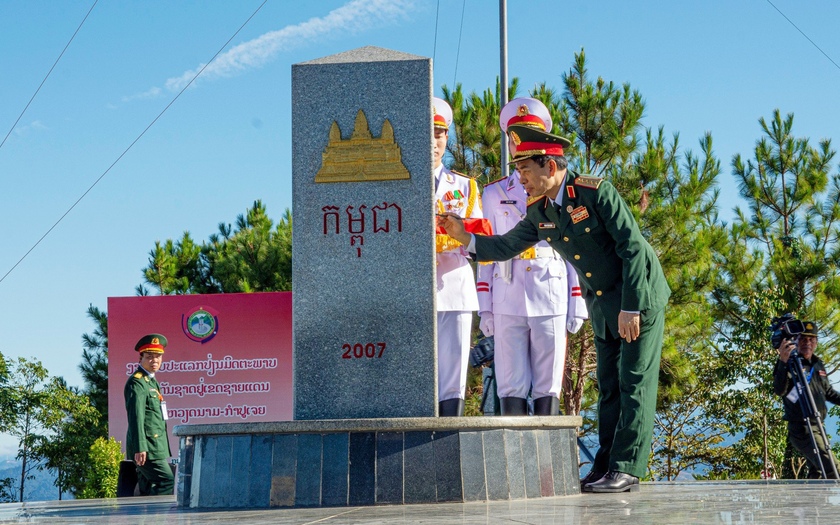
[592,307,664,478]
[136,459,175,495]
[788,421,840,479]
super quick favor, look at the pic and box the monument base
[174,416,582,509]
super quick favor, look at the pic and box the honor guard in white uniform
[476,97,588,415]
[433,97,483,416]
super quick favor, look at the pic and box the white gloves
[566,317,584,334]
[479,312,495,337]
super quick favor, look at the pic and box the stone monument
[291,46,436,420]
[173,46,581,509]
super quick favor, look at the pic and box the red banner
[108,292,293,459]
[435,217,493,236]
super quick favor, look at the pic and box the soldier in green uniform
[125,333,174,495]
[439,125,670,493]
[773,321,840,478]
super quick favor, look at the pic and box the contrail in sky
[164,0,415,92]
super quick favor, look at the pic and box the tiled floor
[2,481,840,524]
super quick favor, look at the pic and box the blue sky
[1,0,840,454]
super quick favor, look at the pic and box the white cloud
[153,0,415,94]
[13,120,47,136]
[121,86,162,103]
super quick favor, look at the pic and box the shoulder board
[574,176,603,190]
[484,176,508,187]
[450,169,475,180]
[527,195,547,207]
[133,372,142,379]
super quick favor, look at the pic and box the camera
[770,313,805,349]
[469,336,494,368]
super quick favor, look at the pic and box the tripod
[787,341,840,479]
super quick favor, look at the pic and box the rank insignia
[574,176,603,189]
[133,372,142,379]
[539,222,556,229]
[570,206,590,224]
[566,185,576,199]
[527,195,546,207]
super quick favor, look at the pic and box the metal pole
[499,0,509,179]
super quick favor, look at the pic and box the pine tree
[140,201,292,294]
[79,304,108,437]
[710,109,840,478]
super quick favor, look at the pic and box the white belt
[514,246,557,260]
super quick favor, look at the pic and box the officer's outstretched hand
[618,311,640,343]
[437,213,470,245]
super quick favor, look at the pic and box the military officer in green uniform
[125,333,174,495]
[439,125,670,493]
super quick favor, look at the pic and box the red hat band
[433,114,448,128]
[514,141,564,158]
[138,342,165,353]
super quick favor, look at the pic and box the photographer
[773,321,840,479]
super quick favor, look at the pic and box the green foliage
[33,378,101,498]
[6,357,50,502]
[559,49,644,177]
[141,200,292,294]
[464,365,484,416]
[708,110,840,478]
[650,346,734,481]
[79,437,123,499]
[79,304,108,438]
[205,202,293,293]
[706,290,788,479]
[0,477,14,503]
[0,352,13,434]
[725,110,840,346]
[442,78,518,185]
[4,358,103,500]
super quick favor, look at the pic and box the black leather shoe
[587,471,639,493]
[579,470,605,492]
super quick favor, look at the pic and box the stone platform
[173,416,581,509]
[5,481,840,524]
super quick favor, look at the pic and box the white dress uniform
[477,172,588,400]
[477,96,588,414]
[435,163,482,403]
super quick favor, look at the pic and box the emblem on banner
[182,306,219,344]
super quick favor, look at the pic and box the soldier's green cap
[135,333,167,353]
[507,124,572,163]
[801,321,818,336]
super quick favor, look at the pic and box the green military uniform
[125,334,174,495]
[773,346,840,478]
[473,169,670,478]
